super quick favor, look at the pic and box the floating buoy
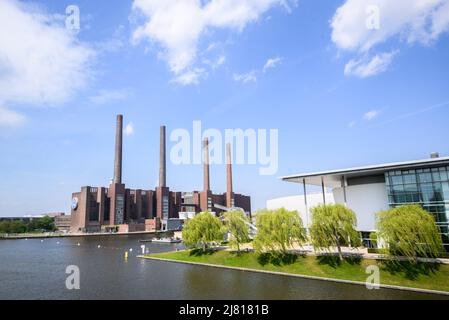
[124,251,129,259]
[97,245,101,248]
[129,248,133,252]
[77,243,80,246]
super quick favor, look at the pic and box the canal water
[0,234,446,300]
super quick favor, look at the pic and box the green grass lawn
[146,250,449,293]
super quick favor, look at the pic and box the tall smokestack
[203,137,210,192]
[113,114,123,184]
[159,125,166,188]
[226,143,233,208]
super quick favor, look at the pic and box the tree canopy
[253,208,307,254]
[376,205,442,261]
[182,212,225,250]
[309,204,361,260]
[223,210,250,252]
[0,216,55,234]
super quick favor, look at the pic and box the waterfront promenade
[0,230,173,240]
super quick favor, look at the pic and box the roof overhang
[281,156,449,188]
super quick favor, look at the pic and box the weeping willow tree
[182,212,225,250]
[223,211,250,253]
[253,208,307,255]
[376,205,442,262]
[309,204,361,260]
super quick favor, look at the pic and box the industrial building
[70,115,251,233]
[276,153,449,250]
[54,214,71,233]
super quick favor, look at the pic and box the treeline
[0,216,56,234]
[182,204,444,262]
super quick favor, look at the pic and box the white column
[303,179,309,229]
[342,175,348,205]
[321,177,326,205]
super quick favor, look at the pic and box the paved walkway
[234,243,449,265]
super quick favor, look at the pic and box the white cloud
[348,109,382,128]
[202,55,226,70]
[124,122,135,136]
[263,56,282,72]
[171,68,206,85]
[89,89,130,105]
[432,1,449,38]
[94,25,127,52]
[233,70,258,83]
[0,106,26,127]
[331,0,449,51]
[348,121,356,128]
[0,0,94,125]
[331,0,449,76]
[131,0,293,84]
[363,109,381,121]
[344,50,398,78]
[216,55,226,67]
[234,55,282,84]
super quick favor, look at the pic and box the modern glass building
[281,154,449,250]
[385,166,449,246]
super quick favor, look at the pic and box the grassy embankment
[146,250,449,293]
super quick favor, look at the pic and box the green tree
[253,208,307,255]
[182,212,225,250]
[223,210,250,253]
[0,220,11,234]
[376,205,442,262]
[28,216,55,232]
[369,232,378,249]
[38,216,56,231]
[309,204,361,260]
[8,220,28,234]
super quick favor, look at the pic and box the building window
[386,166,449,249]
[162,196,169,219]
[116,195,124,225]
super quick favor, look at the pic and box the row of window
[386,166,449,177]
[386,167,449,242]
[386,171,449,185]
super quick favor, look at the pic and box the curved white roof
[281,156,449,187]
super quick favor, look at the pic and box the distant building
[70,115,251,233]
[0,213,64,222]
[54,215,71,232]
[42,212,65,218]
[281,153,449,250]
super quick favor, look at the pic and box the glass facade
[385,166,449,249]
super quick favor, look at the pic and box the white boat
[143,237,182,243]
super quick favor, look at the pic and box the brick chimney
[226,143,234,208]
[113,114,123,184]
[159,125,166,187]
[203,137,210,192]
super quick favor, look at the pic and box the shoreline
[139,254,449,297]
[0,230,173,240]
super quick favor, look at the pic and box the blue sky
[0,0,449,216]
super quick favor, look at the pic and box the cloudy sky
[1,0,449,216]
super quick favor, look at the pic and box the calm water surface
[0,234,447,300]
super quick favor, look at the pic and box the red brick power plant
[70,115,251,233]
